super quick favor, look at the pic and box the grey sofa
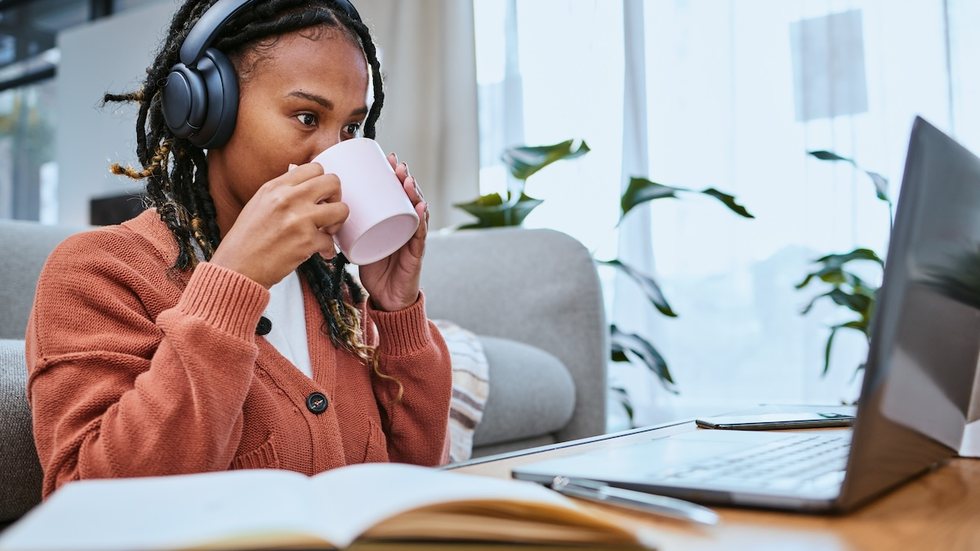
[0,218,607,526]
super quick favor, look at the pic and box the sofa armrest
[421,227,607,443]
[0,220,88,339]
[0,339,42,524]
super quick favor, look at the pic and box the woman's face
[207,28,369,230]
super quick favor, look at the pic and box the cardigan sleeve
[365,292,452,466]
[25,231,269,498]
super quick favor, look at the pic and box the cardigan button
[306,392,329,414]
[256,316,272,336]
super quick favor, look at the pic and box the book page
[0,470,324,551]
[310,463,629,548]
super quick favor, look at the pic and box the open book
[0,463,656,550]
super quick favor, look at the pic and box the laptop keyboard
[652,433,852,491]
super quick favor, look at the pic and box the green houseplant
[605,177,754,414]
[455,140,754,421]
[796,150,892,377]
[453,139,591,229]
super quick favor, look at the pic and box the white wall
[55,0,174,226]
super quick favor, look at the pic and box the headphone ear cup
[162,63,208,139]
[191,48,239,149]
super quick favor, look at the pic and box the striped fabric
[433,319,490,463]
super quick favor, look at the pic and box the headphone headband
[179,0,255,66]
[180,0,362,65]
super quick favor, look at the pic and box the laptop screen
[843,117,980,508]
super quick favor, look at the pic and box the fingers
[389,155,422,206]
[403,199,428,258]
[391,159,427,233]
[273,161,323,186]
[294,172,342,204]
[311,230,336,260]
[404,175,424,205]
[311,201,349,234]
[395,161,409,184]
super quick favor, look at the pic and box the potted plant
[455,140,755,424]
[796,151,892,378]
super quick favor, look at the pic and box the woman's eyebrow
[289,90,334,109]
[288,90,368,116]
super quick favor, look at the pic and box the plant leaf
[822,324,843,376]
[801,291,834,315]
[620,177,683,219]
[797,248,883,290]
[796,266,871,290]
[864,171,891,203]
[813,248,884,268]
[808,150,891,203]
[506,194,544,226]
[699,188,755,219]
[822,321,868,376]
[610,325,677,393]
[610,386,634,422]
[600,259,677,317]
[809,150,856,164]
[453,192,544,228]
[501,139,590,181]
[827,288,873,315]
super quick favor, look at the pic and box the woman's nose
[309,142,336,162]
[312,132,347,158]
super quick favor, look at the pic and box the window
[473,0,979,426]
[0,0,154,222]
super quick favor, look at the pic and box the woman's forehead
[237,28,369,91]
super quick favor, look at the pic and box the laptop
[513,117,980,513]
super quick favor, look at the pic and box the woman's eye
[344,123,361,136]
[296,113,318,127]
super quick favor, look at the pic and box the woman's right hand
[210,162,348,288]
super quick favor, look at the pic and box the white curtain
[947,0,980,153]
[356,0,481,230]
[473,0,980,427]
[622,0,972,421]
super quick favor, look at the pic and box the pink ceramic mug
[312,138,420,265]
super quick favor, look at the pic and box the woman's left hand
[358,154,429,311]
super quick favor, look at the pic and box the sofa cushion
[472,336,575,447]
[0,220,84,339]
[0,339,42,523]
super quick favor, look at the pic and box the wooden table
[450,421,980,551]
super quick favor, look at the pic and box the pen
[549,476,720,526]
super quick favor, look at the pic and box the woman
[25,0,451,499]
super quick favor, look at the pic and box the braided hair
[104,0,402,399]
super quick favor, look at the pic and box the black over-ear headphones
[161,0,362,149]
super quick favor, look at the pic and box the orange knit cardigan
[25,209,452,498]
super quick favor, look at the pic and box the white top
[261,271,313,378]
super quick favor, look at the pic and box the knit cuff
[367,291,432,356]
[175,262,270,341]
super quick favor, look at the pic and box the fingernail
[288,163,298,171]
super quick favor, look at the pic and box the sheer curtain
[357,0,480,230]
[472,0,979,429]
